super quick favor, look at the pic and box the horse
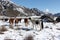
[24,18,29,27]
[9,18,14,25]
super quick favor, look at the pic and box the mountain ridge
[0,0,45,17]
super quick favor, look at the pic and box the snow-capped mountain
[0,0,45,17]
[53,13,60,17]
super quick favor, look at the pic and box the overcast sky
[11,0,60,14]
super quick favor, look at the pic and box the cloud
[45,9,49,12]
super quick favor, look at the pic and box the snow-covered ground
[0,20,60,40]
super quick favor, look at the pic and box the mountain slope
[0,0,45,17]
[54,13,60,17]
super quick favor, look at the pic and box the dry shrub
[0,25,8,32]
[4,39,12,40]
[15,28,21,30]
[45,26,49,28]
[9,25,14,29]
[24,35,34,40]
[0,32,4,34]
[4,39,16,40]
[4,36,16,40]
